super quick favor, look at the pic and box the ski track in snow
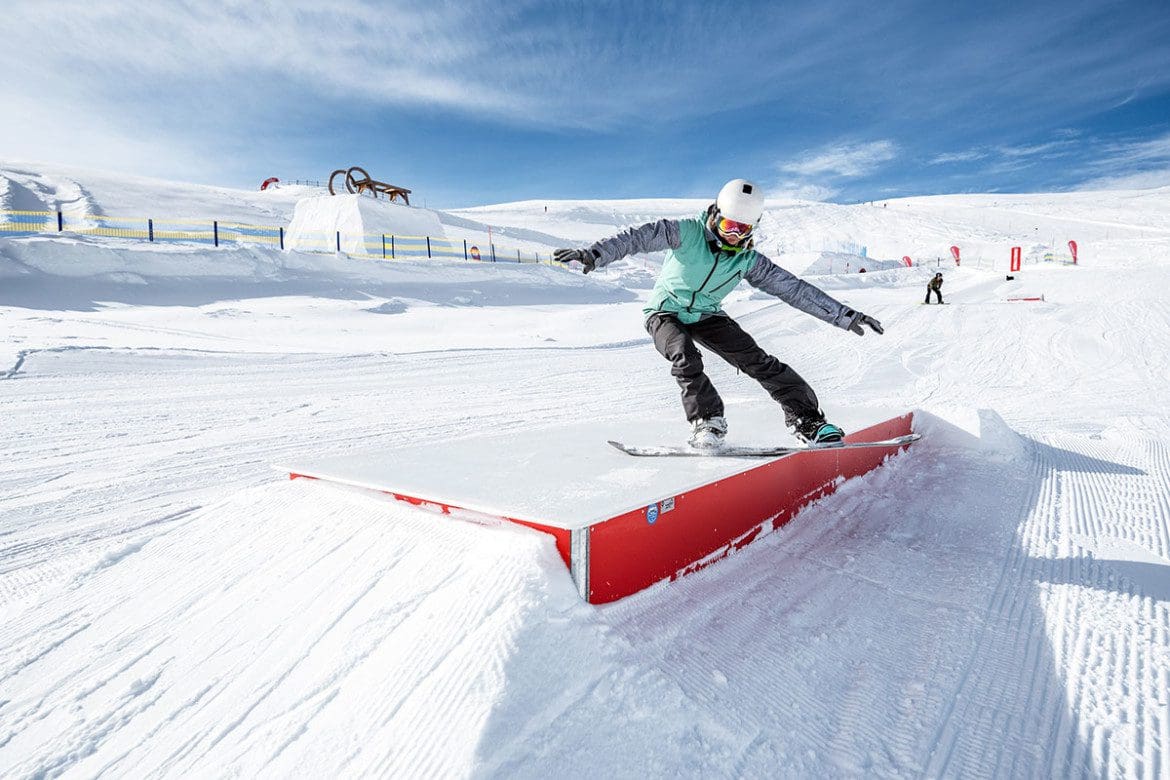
[2,174,1170,776]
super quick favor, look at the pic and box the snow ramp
[281,413,916,603]
[0,482,594,777]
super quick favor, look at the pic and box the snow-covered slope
[2,161,1169,777]
[0,160,317,224]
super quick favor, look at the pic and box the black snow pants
[925,286,943,304]
[645,313,820,426]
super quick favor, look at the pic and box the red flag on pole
[902,255,912,267]
[1068,240,1078,264]
[950,246,961,266]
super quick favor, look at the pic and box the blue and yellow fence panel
[0,209,562,269]
[0,210,55,235]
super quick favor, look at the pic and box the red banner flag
[902,255,912,267]
[1068,240,1078,264]
[950,245,961,266]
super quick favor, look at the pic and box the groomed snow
[2,161,1169,777]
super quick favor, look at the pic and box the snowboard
[607,433,921,458]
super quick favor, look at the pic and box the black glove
[848,311,884,336]
[553,247,598,274]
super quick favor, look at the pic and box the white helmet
[716,179,765,225]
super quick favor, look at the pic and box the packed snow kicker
[2,161,1169,777]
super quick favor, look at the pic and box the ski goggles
[716,216,754,239]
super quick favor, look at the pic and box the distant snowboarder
[925,272,944,304]
[553,179,883,449]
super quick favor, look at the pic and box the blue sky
[3,0,1169,208]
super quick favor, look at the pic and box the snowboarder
[925,272,944,304]
[553,179,884,449]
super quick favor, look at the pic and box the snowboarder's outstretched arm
[553,219,681,274]
[744,253,884,335]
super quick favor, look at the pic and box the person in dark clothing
[552,179,883,448]
[925,272,944,304]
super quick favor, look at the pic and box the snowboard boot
[793,416,845,444]
[689,416,728,449]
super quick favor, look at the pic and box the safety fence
[0,209,560,266]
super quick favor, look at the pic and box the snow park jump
[282,413,916,603]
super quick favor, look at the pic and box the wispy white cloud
[767,182,840,202]
[929,138,1080,168]
[0,1,843,132]
[1095,133,1170,167]
[1074,169,1170,191]
[928,134,1087,179]
[2,1,889,183]
[0,92,228,183]
[995,140,1078,159]
[928,149,989,165]
[765,140,896,202]
[1074,132,1170,191]
[780,141,898,178]
[918,131,1170,195]
[0,1,544,179]
[0,2,530,116]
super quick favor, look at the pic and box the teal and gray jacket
[589,215,863,330]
